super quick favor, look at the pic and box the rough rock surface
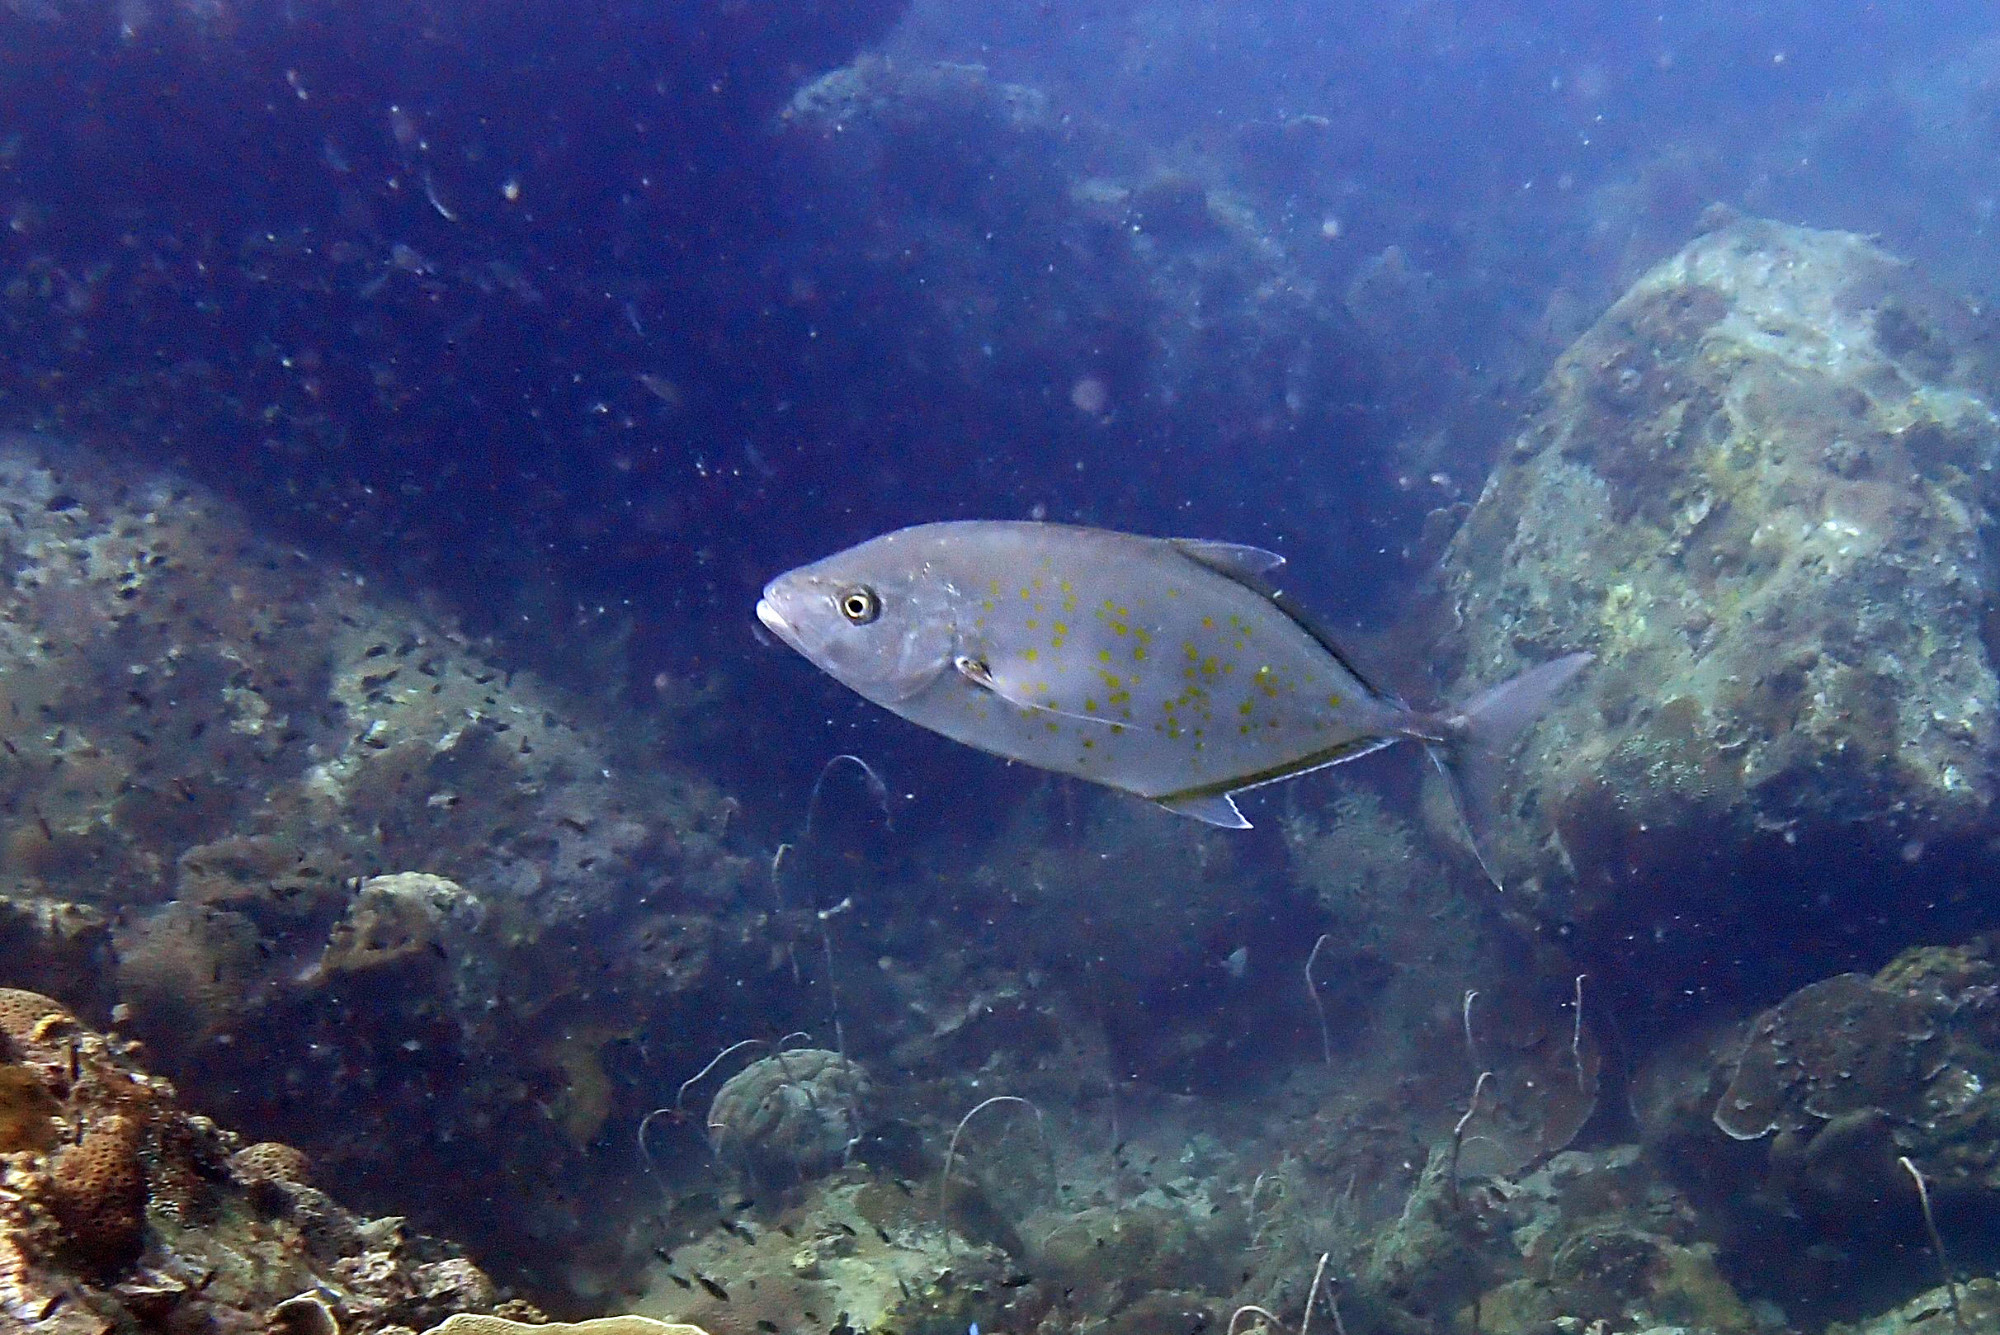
[1438,215,2000,1012]
[0,431,781,1284]
[0,986,525,1334]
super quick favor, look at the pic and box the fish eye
[836,585,881,625]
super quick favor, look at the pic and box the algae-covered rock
[0,431,768,1280]
[311,873,485,982]
[1831,1278,2000,1335]
[1438,215,2000,1007]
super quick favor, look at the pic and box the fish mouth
[755,597,788,637]
[756,596,802,653]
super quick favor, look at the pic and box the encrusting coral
[0,987,526,1332]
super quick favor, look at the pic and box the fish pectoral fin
[1169,539,1286,580]
[955,655,1122,728]
[1155,790,1252,829]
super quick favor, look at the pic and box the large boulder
[1438,215,2000,1017]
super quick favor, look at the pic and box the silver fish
[757,521,1587,849]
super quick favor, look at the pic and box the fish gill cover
[6,3,2000,1335]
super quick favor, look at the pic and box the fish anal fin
[1157,790,1252,829]
[1170,539,1285,581]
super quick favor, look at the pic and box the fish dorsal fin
[1156,791,1252,829]
[954,655,1122,728]
[1171,537,1397,706]
[1169,538,1286,581]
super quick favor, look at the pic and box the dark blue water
[7,1,1996,854]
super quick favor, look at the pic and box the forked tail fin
[1423,651,1593,889]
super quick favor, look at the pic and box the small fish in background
[637,372,682,407]
[757,521,1589,883]
[1219,945,1250,980]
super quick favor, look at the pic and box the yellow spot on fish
[1026,618,1039,629]
[1201,616,1216,630]
[1098,649,1113,664]
[1201,657,1219,677]
[1081,737,1095,749]
[1326,692,1343,708]
[1238,700,1254,716]
[1085,698,1099,712]
[1132,646,1147,662]
[1024,648,1039,662]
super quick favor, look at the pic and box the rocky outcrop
[1438,214,2000,1014]
[0,432,778,1285]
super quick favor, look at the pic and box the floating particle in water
[1069,376,1109,415]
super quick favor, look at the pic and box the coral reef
[1618,935,2000,1326]
[0,987,523,1333]
[1438,214,2000,1015]
[1648,937,2000,1228]
[707,1050,870,1184]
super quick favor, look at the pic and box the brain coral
[707,1048,870,1182]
